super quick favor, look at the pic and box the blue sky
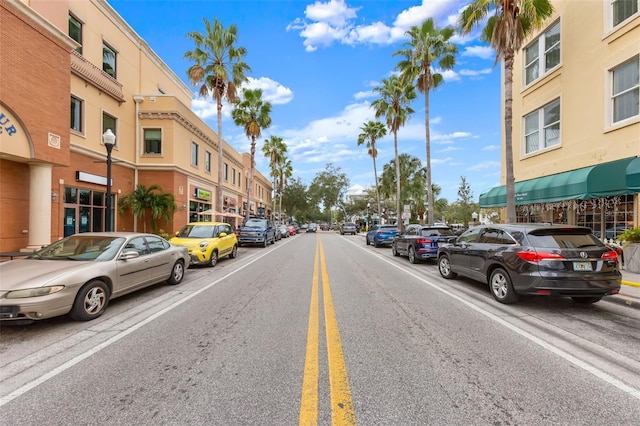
[108,0,502,203]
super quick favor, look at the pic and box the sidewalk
[615,267,640,309]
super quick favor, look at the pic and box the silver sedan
[0,232,190,322]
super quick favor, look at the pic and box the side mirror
[219,232,227,238]
[119,250,140,260]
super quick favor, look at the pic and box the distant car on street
[307,223,318,233]
[340,222,358,235]
[392,224,456,263]
[238,218,277,247]
[366,224,399,247]
[278,224,289,238]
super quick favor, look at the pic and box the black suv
[437,224,621,304]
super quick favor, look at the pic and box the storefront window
[576,195,634,240]
[62,186,108,234]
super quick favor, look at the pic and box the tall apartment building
[480,0,639,238]
[0,0,273,252]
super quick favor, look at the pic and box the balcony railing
[70,51,125,103]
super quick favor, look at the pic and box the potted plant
[617,227,640,273]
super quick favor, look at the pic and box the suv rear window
[526,232,604,249]
[421,228,454,237]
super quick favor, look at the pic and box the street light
[102,129,116,232]
[366,202,370,232]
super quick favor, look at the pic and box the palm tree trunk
[504,51,516,223]
[247,137,255,220]
[394,131,402,232]
[425,78,434,225]
[372,149,381,225]
[217,101,224,223]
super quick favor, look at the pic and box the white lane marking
[343,235,640,401]
[0,245,280,408]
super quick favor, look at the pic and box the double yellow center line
[299,236,356,425]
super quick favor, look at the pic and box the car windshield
[178,225,216,238]
[243,219,267,228]
[30,236,126,261]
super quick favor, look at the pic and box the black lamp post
[102,129,116,232]
[366,202,370,232]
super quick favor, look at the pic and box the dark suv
[238,218,276,247]
[392,224,456,262]
[437,224,621,304]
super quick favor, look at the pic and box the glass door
[63,207,77,237]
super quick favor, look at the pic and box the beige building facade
[480,0,639,239]
[0,0,273,252]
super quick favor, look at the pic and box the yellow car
[170,222,238,267]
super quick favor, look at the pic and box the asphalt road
[1,231,639,425]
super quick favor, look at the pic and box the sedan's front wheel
[69,280,110,321]
[490,268,519,304]
[438,255,457,279]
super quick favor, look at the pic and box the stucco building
[480,0,639,239]
[0,0,273,252]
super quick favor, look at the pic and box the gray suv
[437,224,621,304]
[340,222,358,235]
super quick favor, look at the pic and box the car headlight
[198,241,210,249]
[6,285,65,299]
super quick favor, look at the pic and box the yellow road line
[319,236,357,426]
[299,235,356,425]
[299,238,320,425]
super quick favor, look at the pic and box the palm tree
[232,88,272,220]
[379,153,426,220]
[459,0,554,222]
[395,18,457,226]
[277,158,293,222]
[184,17,250,222]
[262,135,287,222]
[119,184,176,233]
[371,75,416,231]
[357,120,387,225]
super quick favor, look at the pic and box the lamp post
[102,129,116,232]
[366,202,370,232]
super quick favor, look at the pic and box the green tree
[457,176,474,226]
[276,157,293,222]
[459,0,554,222]
[281,177,309,223]
[357,120,387,223]
[395,18,457,226]
[262,135,287,222]
[308,163,350,223]
[119,184,176,233]
[232,88,272,219]
[371,75,416,231]
[379,153,426,225]
[184,17,250,222]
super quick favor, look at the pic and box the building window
[611,57,639,124]
[232,168,236,185]
[524,99,560,154]
[191,142,199,166]
[524,21,560,86]
[224,163,229,181]
[102,112,117,148]
[71,96,83,132]
[205,151,211,172]
[143,129,162,154]
[68,14,82,54]
[612,0,638,27]
[103,42,116,78]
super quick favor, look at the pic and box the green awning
[627,157,640,192]
[479,157,637,208]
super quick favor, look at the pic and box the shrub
[617,227,640,244]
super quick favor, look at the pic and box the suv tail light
[517,251,564,263]
[601,251,618,262]
[416,238,433,245]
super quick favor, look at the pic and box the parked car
[340,222,358,235]
[238,218,277,247]
[287,225,297,236]
[437,224,621,304]
[0,232,189,321]
[392,224,456,263]
[171,222,238,267]
[307,223,318,233]
[278,224,289,238]
[366,224,399,247]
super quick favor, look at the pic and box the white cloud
[482,145,500,151]
[468,161,500,171]
[242,77,294,105]
[461,45,494,59]
[354,90,375,100]
[459,68,493,77]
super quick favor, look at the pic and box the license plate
[573,261,592,271]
